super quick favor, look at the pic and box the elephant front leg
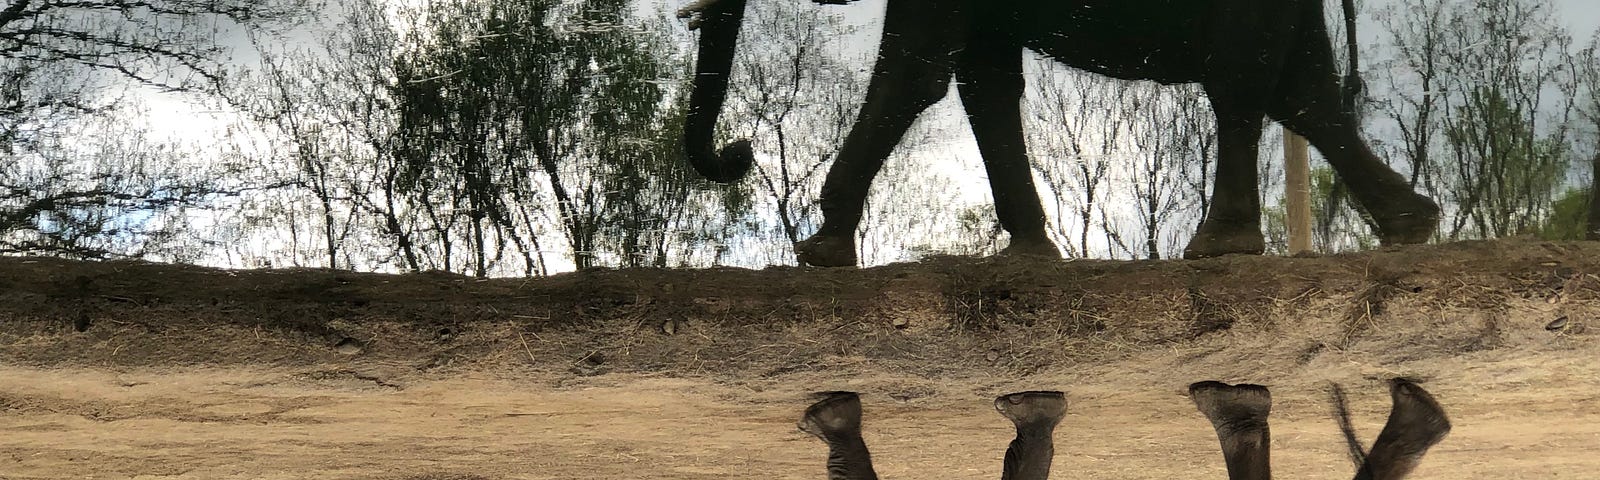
[1190,381,1274,480]
[955,34,1058,260]
[994,391,1067,480]
[799,392,879,480]
[797,0,968,267]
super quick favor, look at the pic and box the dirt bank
[2,239,1598,478]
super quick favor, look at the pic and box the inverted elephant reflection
[798,379,1451,480]
[678,0,1440,267]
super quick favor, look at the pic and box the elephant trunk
[683,0,754,183]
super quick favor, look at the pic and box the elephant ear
[680,0,754,183]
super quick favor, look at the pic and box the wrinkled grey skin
[679,0,1439,267]
[799,379,1448,479]
[1190,378,1452,480]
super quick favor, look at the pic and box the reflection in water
[0,0,1596,274]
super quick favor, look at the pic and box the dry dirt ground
[3,238,1600,479]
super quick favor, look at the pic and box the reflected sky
[133,0,1600,141]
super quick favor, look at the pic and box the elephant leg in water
[798,390,1067,480]
[1189,378,1451,480]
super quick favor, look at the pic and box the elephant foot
[1367,379,1451,465]
[994,391,1067,431]
[800,391,879,480]
[799,391,864,441]
[1183,221,1265,259]
[999,234,1061,259]
[1189,381,1271,434]
[796,234,858,267]
[1371,193,1441,246]
[1192,381,1273,480]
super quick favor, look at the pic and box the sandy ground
[4,357,1599,479]
[5,240,1600,478]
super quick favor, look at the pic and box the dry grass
[1,239,1599,477]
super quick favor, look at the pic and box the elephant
[1189,379,1452,480]
[797,379,1450,480]
[678,0,1442,267]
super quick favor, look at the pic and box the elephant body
[681,0,1441,266]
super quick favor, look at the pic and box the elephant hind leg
[1190,381,1273,480]
[1184,11,1290,260]
[798,0,971,267]
[1268,23,1438,246]
[994,391,1066,480]
[1271,107,1439,246]
[1352,379,1451,480]
[799,392,879,480]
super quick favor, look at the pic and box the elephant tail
[682,0,754,183]
[1339,0,1365,115]
[1328,383,1369,468]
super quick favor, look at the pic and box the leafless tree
[0,0,314,259]
[1374,0,1581,241]
[0,0,315,92]
[1025,63,1127,258]
[227,0,434,272]
[1125,84,1210,259]
[1576,33,1600,240]
[1372,0,1449,197]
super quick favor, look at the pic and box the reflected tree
[0,0,314,259]
[391,0,684,274]
[1577,33,1600,240]
[1373,0,1582,241]
[231,0,423,271]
